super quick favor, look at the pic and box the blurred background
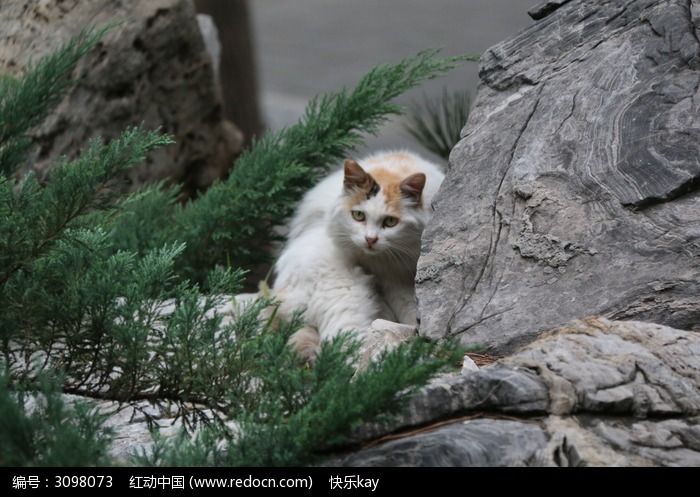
[199,0,532,163]
[1,0,534,198]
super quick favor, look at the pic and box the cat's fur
[272,150,444,360]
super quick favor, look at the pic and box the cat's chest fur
[272,150,443,359]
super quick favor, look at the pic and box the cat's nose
[365,235,379,248]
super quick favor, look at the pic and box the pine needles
[137,334,463,467]
[0,374,113,466]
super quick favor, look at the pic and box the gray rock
[336,319,700,466]
[540,415,700,466]
[503,318,700,417]
[0,0,242,198]
[460,355,479,373]
[527,1,572,20]
[416,0,700,354]
[334,420,548,467]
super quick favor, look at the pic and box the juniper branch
[172,50,473,278]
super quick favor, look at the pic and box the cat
[271,150,444,361]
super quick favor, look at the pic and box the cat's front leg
[315,292,380,343]
[309,267,382,344]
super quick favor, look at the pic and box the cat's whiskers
[386,239,421,259]
[384,247,415,274]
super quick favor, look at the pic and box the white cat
[272,150,444,360]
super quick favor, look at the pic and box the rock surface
[332,318,700,466]
[527,1,571,20]
[0,0,242,198]
[416,0,700,354]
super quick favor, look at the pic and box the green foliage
[109,49,473,281]
[1,30,466,467]
[136,333,463,467]
[0,129,172,289]
[405,87,472,160]
[0,374,112,467]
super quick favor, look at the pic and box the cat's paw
[353,319,417,371]
[288,325,321,363]
[370,319,417,341]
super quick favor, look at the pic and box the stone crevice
[622,174,700,210]
[687,0,700,47]
[528,1,574,21]
[554,89,579,134]
[446,89,543,336]
[453,307,514,336]
[604,0,637,25]
[641,16,664,38]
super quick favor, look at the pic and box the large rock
[0,0,242,198]
[332,318,700,466]
[416,0,700,353]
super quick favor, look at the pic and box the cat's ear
[400,173,426,204]
[344,159,378,196]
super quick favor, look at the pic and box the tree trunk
[195,0,263,148]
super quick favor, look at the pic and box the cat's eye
[351,210,366,222]
[382,216,399,228]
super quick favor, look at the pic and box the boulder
[332,318,700,466]
[0,0,242,198]
[416,0,700,353]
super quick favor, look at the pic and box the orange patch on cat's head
[342,160,426,212]
[371,167,426,211]
[369,168,405,213]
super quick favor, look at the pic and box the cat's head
[331,158,427,256]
